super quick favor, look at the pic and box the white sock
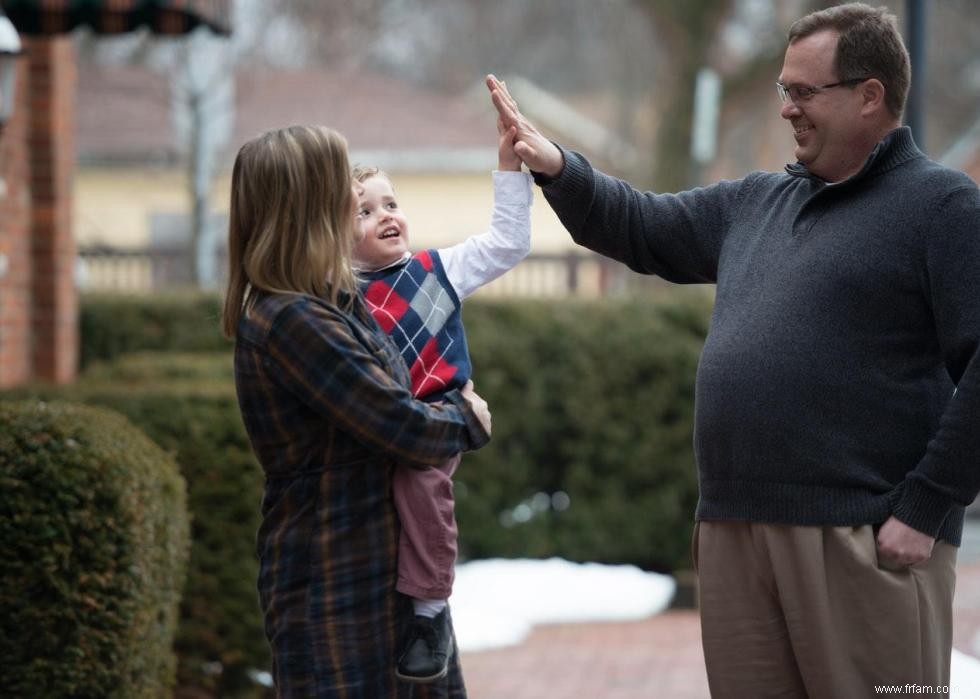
[412,598,447,618]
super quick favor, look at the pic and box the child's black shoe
[395,608,454,683]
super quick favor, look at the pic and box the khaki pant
[694,521,957,699]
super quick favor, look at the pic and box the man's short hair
[788,3,910,119]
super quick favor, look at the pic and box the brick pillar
[0,54,32,388]
[27,37,77,384]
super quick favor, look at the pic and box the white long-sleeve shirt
[439,170,533,299]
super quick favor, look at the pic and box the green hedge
[0,400,190,698]
[2,368,268,698]
[458,294,708,571]
[79,292,230,369]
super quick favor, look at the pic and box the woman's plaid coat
[234,291,488,698]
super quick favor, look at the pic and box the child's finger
[490,88,519,124]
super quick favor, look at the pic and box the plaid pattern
[361,250,471,400]
[234,291,485,697]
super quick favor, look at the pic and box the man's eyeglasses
[776,77,871,103]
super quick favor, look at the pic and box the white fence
[77,247,638,298]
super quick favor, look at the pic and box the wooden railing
[77,246,191,292]
[77,247,640,298]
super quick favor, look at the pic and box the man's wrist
[532,143,566,183]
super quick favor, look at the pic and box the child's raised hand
[497,117,522,172]
[487,74,564,177]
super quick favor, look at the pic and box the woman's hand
[461,380,491,437]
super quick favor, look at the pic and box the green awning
[1,0,230,36]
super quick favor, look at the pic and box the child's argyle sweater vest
[359,250,471,401]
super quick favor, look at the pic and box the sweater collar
[354,251,412,280]
[784,126,923,185]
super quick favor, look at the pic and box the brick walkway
[461,561,980,698]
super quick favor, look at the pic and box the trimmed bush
[79,292,229,369]
[3,365,269,698]
[0,400,190,698]
[81,351,235,383]
[459,292,709,572]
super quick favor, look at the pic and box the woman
[221,125,490,697]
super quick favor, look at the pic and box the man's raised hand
[486,74,564,178]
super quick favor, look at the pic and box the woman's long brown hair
[221,125,359,339]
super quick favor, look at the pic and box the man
[488,3,978,697]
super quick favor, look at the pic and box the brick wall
[0,53,31,387]
[28,37,77,384]
[0,37,77,388]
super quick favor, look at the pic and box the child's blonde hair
[351,164,389,185]
[222,125,359,339]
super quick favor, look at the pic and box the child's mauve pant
[393,453,461,600]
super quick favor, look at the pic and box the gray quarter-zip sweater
[540,127,979,544]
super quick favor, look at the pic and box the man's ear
[860,78,887,117]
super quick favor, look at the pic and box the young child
[353,121,531,683]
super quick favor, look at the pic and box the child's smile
[354,175,411,270]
